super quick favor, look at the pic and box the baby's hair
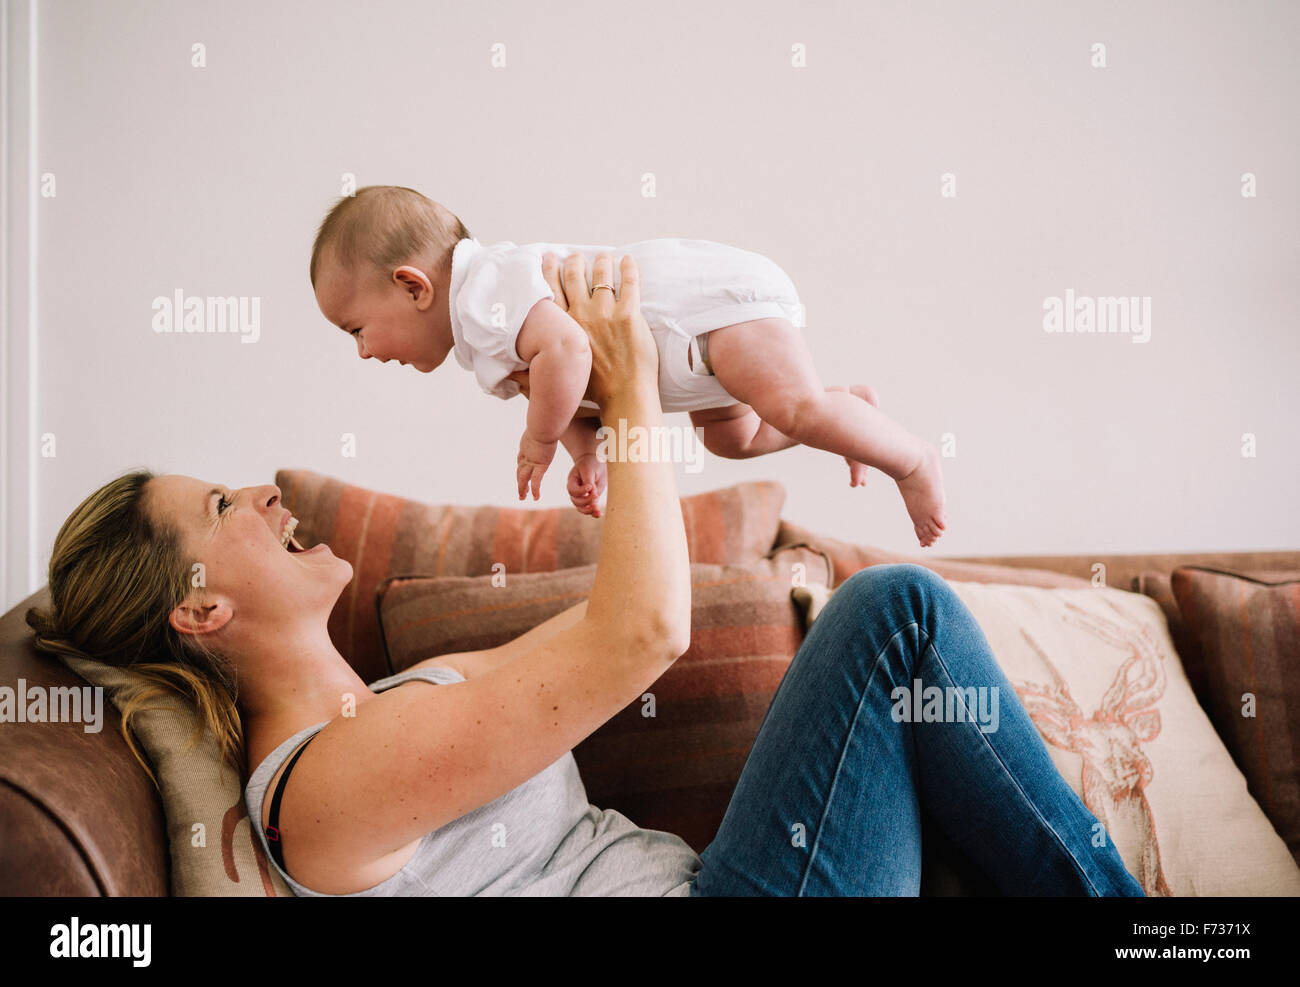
[309,185,471,288]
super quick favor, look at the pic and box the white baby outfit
[446,237,805,414]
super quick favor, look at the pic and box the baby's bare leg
[706,318,947,547]
[689,403,795,459]
[827,384,878,487]
[690,386,877,479]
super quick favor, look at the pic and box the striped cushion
[376,546,833,852]
[1170,566,1300,868]
[1133,572,1208,706]
[275,469,787,682]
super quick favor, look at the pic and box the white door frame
[1,0,40,611]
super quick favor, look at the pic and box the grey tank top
[244,664,701,896]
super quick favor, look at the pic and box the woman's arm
[295,253,692,886]
[409,598,588,680]
[540,250,689,642]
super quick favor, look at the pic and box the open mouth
[280,516,305,553]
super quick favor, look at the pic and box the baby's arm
[513,298,593,500]
[559,417,607,517]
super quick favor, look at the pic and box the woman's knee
[825,564,950,628]
[838,563,946,603]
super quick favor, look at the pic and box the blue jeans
[689,564,1146,896]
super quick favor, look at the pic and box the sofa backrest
[5,545,1297,896]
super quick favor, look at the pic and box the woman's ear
[392,265,435,310]
[169,598,234,637]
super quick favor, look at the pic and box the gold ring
[591,282,615,295]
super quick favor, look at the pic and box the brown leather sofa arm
[0,590,169,896]
[0,782,105,894]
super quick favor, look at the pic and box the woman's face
[145,474,352,639]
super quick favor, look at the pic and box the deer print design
[221,798,280,896]
[1013,598,1172,896]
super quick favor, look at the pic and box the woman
[28,251,1143,896]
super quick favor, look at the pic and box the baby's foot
[843,384,879,487]
[895,441,947,547]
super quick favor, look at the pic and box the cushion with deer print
[792,578,1300,896]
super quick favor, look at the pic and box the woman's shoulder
[245,668,463,795]
[243,667,467,894]
[245,719,329,796]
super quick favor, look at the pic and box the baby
[310,186,947,546]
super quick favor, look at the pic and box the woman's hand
[539,251,658,410]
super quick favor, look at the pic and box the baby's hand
[566,454,607,518]
[517,431,557,501]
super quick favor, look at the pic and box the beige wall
[5,0,1297,609]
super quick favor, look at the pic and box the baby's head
[310,186,470,371]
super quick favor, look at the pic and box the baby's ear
[393,265,435,307]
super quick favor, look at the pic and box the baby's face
[314,259,438,372]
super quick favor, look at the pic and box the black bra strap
[264,734,317,872]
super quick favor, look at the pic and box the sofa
[2,470,1296,896]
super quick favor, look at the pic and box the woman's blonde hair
[25,471,243,790]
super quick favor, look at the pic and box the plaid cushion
[275,469,787,682]
[1170,566,1300,868]
[376,546,833,852]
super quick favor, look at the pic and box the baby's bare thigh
[699,317,818,403]
[708,317,805,366]
[689,403,754,427]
